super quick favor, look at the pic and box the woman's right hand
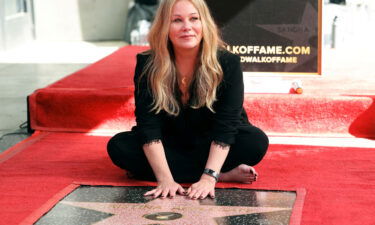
[144,179,185,199]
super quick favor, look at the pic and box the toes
[249,167,258,176]
[238,164,259,183]
[239,164,257,175]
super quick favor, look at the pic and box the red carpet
[28,46,375,138]
[1,46,374,224]
[1,132,375,225]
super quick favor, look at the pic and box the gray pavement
[0,41,126,152]
[0,63,89,152]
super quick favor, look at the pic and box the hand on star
[186,174,216,200]
[144,179,185,199]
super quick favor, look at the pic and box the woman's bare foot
[219,164,258,183]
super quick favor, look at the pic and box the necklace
[178,73,193,105]
[180,76,188,88]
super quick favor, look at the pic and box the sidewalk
[0,41,127,152]
[0,41,127,64]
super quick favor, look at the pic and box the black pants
[107,125,269,183]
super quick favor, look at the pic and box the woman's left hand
[186,175,216,199]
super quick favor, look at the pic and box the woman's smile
[169,0,203,51]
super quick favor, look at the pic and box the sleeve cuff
[211,134,235,146]
[136,128,162,146]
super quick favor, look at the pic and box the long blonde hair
[144,0,224,116]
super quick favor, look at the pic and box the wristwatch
[203,168,219,182]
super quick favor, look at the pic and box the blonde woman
[107,0,269,200]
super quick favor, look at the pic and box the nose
[182,20,192,31]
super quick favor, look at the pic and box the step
[27,46,375,138]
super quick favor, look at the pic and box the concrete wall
[323,0,375,48]
[0,0,34,51]
[0,0,4,51]
[34,0,132,41]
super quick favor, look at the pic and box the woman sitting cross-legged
[107,0,269,200]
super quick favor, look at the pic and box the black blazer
[132,50,251,147]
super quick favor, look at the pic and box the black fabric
[107,125,269,183]
[107,49,269,182]
[133,50,248,146]
[123,3,159,43]
[329,0,345,4]
[135,0,158,5]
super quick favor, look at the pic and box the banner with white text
[206,0,321,74]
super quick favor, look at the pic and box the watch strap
[203,168,219,182]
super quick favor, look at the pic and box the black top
[133,50,251,147]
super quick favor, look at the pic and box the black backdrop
[206,0,320,74]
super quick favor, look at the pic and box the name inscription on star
[64,201,284,214]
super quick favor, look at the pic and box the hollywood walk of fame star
[257,2,318,72]
[62,195,291,225]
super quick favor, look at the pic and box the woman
[107,0,269,200]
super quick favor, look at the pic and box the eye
[191,16,200,21]
[172,18,182,23]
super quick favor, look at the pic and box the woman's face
[169,0,203,53]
